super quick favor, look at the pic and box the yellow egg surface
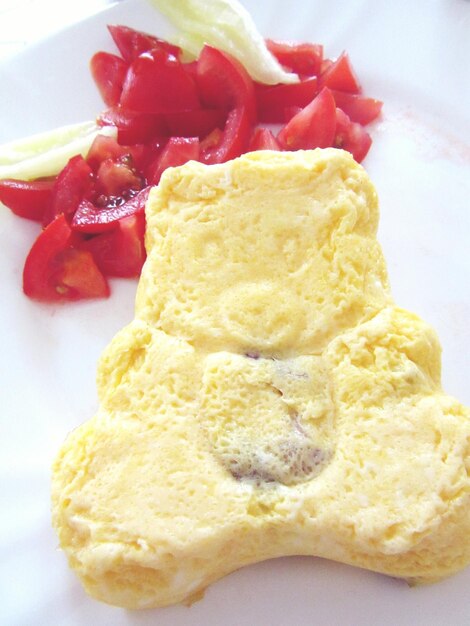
[52,149,470,609]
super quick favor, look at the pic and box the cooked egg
[52,149,470,609]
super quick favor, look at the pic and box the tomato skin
[120,49,200,114]
[164,109,226,139]
[266,39,323,76]
[320,52,361,94]
[90,51,128,107]
[146,137,200,185]
[23,214,109,301]
[332,91,382,125]
[277,87,337,150]
[98,107,167,144]
[71,187,149,234]
[82,212,146,278]
[248,128,281,151]
[0,178,54,222]
[255,77,318,123]
[107,24,181,62]
[43,155,94,226]
[334,108,372,163]
[196,45,257,122]
[201,107,252,164]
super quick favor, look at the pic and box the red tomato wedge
[120,49,200,114]
[334,108,372,163]
[164,109,226,138]
[86,134,130,169]
[0,178,54,222]
[43,155,93,226]
[332,91,382,125]
[72,187,149,234]
[266,39,323,76]
[107,24,181,62]
[255,77,318,123]
[277,87,337,150]
[146,137,200,185]
[248,128,281,151]
[82,213,146,278]
[320,52,361,94]
[201,107,252,164]
[95,158,143,197]
[23,214,109,301]
[98,107,167,144]
[196,45,257,122]
[86,134,147,178]
[90,51,128,107]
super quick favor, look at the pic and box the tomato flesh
[82,213,146,278]
[147,137,200,185]
[277,87,337,150]
[164,109,226,139]
[0,178,54,222]
[332,91,382,125]
[334,108,372,163]
[120,49,200,114]
[196,45,257,122]
[266,39,323,76]
[248,128,281,152]
[90,51,128,107]
[201,107,252,164]
[23,214,109,301]
[43,155,93,226]
[108,24,181,62]
[98,107,167,145]
[255,77,318,123]
[320,52,362,94]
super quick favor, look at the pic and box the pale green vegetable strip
[0,122,116,181]
[148,0,298,85]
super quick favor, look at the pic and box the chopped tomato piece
[248,128,281,151]
[86,134,138,170]
[200,128,223,153]
[107,24,181,62]
[0,178,54,222]
[332,91,382,125]
[255,77,318,123]
[95,158,143,197]
[320,52,361,94]
[334,108,372,163]
[120,49,200,114]
[201,107,252,164]
[320,59,333,74]
[277,87,336,150]
[82,213,146,278]
[72,187,149,234]
[98,107,167,144]
[23,214,109,301]
[43,155,93,226]
[284,106,303,121]
[90,51,128,107]
[164,109,226,138]
[196,45,257,122]
[146,137,200,185]
[266,40,323,76]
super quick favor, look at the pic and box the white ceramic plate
[1,1,469,624]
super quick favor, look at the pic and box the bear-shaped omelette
[52,149,470,609]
